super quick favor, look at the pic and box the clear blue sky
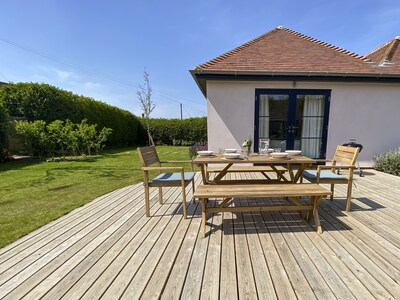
[0,0,399,118]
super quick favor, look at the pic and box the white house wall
[206,80,400,166]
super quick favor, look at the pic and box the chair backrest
[137,146,161,168]
[332,145,360,166]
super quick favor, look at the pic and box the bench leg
[201,198,207,238]
[312,196,323,234]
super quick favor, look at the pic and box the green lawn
[0,146,193,249]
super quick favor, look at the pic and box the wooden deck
[1,170,400,299]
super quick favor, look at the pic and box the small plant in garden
[189,142,208,158]
[373,147,400,176]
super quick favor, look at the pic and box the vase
[245,147,251,158]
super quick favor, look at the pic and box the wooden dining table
[193,153,316,185]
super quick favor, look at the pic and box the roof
[365,37,400,71]
[191,27,400,95]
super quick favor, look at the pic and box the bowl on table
[285,150,302,156]
[223,153,241,159]
[197,150,214,156]
[270,152,289,158]
[224,148,238,153]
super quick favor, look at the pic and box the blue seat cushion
[302,170,346,180]
[150,172,196,183]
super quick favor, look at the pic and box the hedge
[140,117,207,145]
[0,103,7,148]
[0,82,140,146]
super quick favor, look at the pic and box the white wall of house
[206,80,400,166]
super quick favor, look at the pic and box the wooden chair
[302,145,360,212]
[137,146,196,219]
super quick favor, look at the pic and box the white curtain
[259,95,270,138]
[301,95,324,158]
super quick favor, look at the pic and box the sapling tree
[137,69,155,145]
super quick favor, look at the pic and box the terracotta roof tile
[195,27,400,75]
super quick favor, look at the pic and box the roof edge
[196,27,281,69]
[365,37,399,59]
[279,27,370,62]
[191,69,400,78]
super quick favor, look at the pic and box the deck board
[1,171,400,299]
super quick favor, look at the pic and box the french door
[254,89,331,159]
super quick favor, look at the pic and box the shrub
[14,119,112,159]
[139,117,207,145]
[0,103,7,148]
[14,120,48,159]
[0,82,140,146]
[373,147,400,176]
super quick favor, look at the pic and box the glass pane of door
[296,94,325,157]
[259,94,289,151]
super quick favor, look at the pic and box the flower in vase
[242,137,253,148]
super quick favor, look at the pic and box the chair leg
[182,186,187,219]
[158,187,163,204]
[346,181,353,212]
[330,184,334,201]
[192,179,196,203]
[144,186,150,217]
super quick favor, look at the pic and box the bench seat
[193,183,332,237]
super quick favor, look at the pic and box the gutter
[190,69,400,97]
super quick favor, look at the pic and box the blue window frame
[254,89,331,159]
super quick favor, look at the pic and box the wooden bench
[193,184,332,237]
[206,165,287,181]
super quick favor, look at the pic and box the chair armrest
[160,160,194,171]
[142,166,184,171]
[317,165,355,171]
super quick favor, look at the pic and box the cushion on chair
[302,170,346,180]
[150,172,196,183]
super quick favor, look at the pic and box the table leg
[212,163,233,184]
[200,164,209,184]
[271,165,289,182]
[286,163,295,182]
[293,163,311,183]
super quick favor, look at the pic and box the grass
[0,146,193,249]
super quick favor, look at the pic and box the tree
[137,69,155,145]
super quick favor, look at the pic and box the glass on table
[259,138,270,155]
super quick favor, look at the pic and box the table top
[193,154,315,164]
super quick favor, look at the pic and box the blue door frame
[254,89,331,159]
